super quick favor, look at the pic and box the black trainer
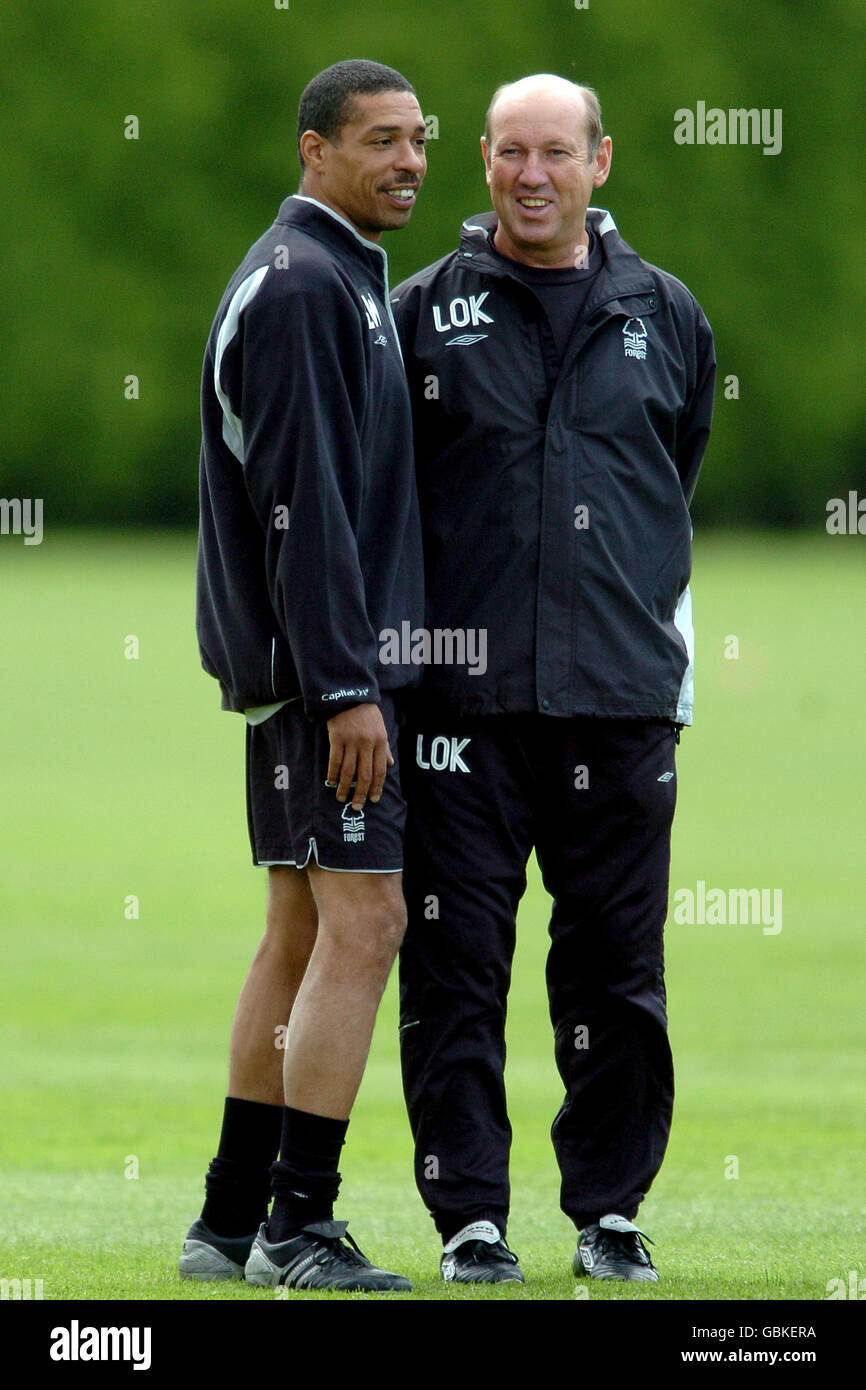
[574,1214,658,1282]
[440,1220,525,1284]
[244,1219,412,1292]
[178,1218,256,1281]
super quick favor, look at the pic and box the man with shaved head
[392,75,715,1284]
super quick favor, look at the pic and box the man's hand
[326,703,393,810]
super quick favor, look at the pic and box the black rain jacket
[197,196,423,719]
[391,208,715,723]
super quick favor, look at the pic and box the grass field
[1,531,864,1303]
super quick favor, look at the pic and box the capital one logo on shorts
[416,735,471,773]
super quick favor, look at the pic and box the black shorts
[245,695,405,873]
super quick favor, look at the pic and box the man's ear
[299,129,328,175]
[592,136,613,189]
[480,135,492,186]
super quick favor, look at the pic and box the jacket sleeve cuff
[306,680,381,720]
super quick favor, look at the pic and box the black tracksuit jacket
[391,208,715,724]
[196,196,423,719]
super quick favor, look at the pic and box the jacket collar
[276,194,391,283]
[457,207,655,302]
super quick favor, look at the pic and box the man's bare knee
[309,869,407,972]
[326,899,406,970]
[358,894,407,966]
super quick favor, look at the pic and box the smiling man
[483,77,611,267]
[181,60,427,1293]
[392,75,715,1285]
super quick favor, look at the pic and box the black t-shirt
[486,227,603,364]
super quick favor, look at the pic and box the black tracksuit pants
[398,711,678,1237]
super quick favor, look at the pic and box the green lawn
[1,531,863,1301]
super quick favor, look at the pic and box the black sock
[200,1096,283,1237]
[268,1106,349,1242]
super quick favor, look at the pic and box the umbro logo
[446,333,488,347]
[657,771,675,783]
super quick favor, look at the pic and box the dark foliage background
[2,0,864,526]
